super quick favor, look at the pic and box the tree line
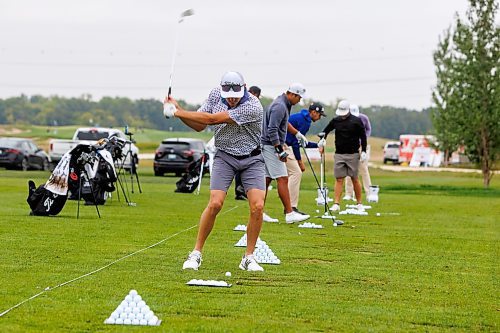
[0,94,433,140]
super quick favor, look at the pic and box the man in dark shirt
[318,100,367,212]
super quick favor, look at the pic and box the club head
[178,8,195,22]
[317,132,325,139]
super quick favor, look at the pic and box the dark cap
[309,102,325,116]
[248,86,261,98]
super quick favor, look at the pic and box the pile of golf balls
[253,243,281,264]
[234,234,263,247]
[104,290,160,326]
[339,209,369,216]
[233,224,247,232]
[298,222,324,229]
[186,279,230,287]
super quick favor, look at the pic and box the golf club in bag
[175,152,209,194]
[301,145,343,225]
[27,144,102,217]
[163,8,195,116]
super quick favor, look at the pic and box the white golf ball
[129,301,137,308]
[133,295,142,303]
[137,300,146,308]
[133,307,140,314]
[105,317,115,324]
[333,222,338,227]
[148,316,159,325]
[129,289,138,296]
[316,209,319,213]
[225,271,232,277]
[124,318,132,325]
[376,213,381,216]
[119,312,128,319]
[124,307,132,314]
[115,318,124,325]
[125,295,133,302]
[139,319,148,325]
[141,305,150,313]
[132,318,140,325]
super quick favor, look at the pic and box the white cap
[220,71,245,98]
[287,82,307,98]
[335,100,350,116]
[350,104,359,117]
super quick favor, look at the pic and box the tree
[432,0,499,187]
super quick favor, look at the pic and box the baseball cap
[335,100,350,116]
[350,104,360,117]
[220,71,245,98]
[248,86,261,98]
[309,102,326,117]
[287,82,307,98]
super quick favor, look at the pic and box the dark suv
[154,138,208,176]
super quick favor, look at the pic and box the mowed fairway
[0,166,498,332]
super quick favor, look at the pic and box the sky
[0,0,471,110]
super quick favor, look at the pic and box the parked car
[0,137,50,171]
[49,127,139,170]
[383,141,401,164]
[154,138,208,176]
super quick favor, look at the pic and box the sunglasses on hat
[221,84,243,93]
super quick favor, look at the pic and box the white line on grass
[0,205,240,318]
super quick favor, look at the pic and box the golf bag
[175,153,208,193]
[27,144,94,216]
[68,139,120,205]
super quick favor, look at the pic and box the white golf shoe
[285,211,310,224]
[239,255,264,271]
[356,203,365,211]
[263,212,279,223]
[182,250,202,270]
[330,203,341,212]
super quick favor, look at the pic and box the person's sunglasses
[221,84,243,92]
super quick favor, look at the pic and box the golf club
[301,145,342,225]
[195,151,206,195]
[164,8,195,115]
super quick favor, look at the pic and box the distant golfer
[318,100,367,212]
[164,71,266,272]
[261,83,310,224]
[284,102,326,215]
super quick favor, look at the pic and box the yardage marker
[0,205,240,318]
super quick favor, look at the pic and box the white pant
[345,145,371,195]
[284,146,302,208]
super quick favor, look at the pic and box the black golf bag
[27,144,94,216]
[175,153,208,193]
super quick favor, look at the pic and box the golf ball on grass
[225,271,232,277]
[376,213,381,216]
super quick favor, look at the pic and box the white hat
[220,71,245,98]
[287,82,307,98]
[350,104,359,117]
[335,100,350,116]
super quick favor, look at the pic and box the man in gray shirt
[261,83,310,224]
[165,71,266,272]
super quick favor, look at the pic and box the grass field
[0,163,498,332]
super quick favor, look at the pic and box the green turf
[0,166,498,332]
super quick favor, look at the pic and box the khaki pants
[345,145,371,195]
[284,146,302,208]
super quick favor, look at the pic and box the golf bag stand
[119,129,142,194]
[76,167,101,219]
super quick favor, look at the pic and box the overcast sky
[0,0,471,110]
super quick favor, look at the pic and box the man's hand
[274,145,288,162]
[163,103,177,118]
[297,159,306,172]
[318,146,324,155]
[295,132,308,147]
[318,138,326,148]
[360,151,367,162]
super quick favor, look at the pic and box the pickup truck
[49,127,139,170]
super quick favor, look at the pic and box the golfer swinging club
[164,71,266,272]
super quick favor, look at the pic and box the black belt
[226,147,261,160]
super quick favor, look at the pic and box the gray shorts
[334,153,360,179]
[262,144,288,179]
[210,150,266,192]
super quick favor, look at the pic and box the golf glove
[163,103,177,118]
[360,151,367,162]
[295,132,308,147]
[317,138,326,148]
